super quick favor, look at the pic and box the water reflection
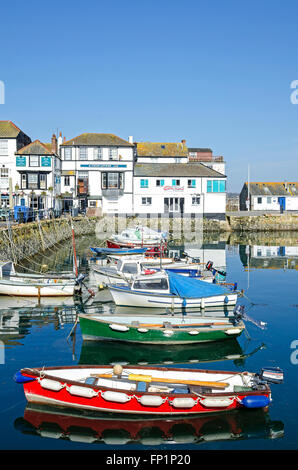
[240,244,298,270]
[15,404,284,446]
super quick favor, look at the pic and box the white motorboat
[107,270,239,309]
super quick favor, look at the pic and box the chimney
[58,131,63,150]
[51,133,58,154]
[181,139,186,145]
[128,136,134,144]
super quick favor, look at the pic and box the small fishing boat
[106,226,168,255]
[90,247,148,256]
[91,257,214,287]
[78,313,245,344]
[107,270,238,309]
[0,261,84,297]
[14,364,283,415]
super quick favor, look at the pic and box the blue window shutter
[207,180,212,192]
[172,179,176,186]
[161,179,164,186]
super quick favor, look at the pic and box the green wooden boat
[78,314,245,344]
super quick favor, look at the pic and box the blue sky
[1,0,298,192]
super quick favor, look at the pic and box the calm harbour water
[1,231,298,451]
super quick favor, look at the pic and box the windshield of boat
[133,277,169,290]
[121,262,139,274]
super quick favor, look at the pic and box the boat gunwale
[20,365,270,399]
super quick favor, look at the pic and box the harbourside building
[60,133,134,214]
[239,182,298,212]
[0,121,31,208]
[135,140,188,164]
[14,135,62,213]
[133,163,227,218]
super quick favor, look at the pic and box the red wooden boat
[14,364,283,416]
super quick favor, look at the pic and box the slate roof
[16,140,56,155]
[61,133,133,147]
[136,142,188,157]
[245,182,298,196]
[134,163,226,178]
[0,121,23,138]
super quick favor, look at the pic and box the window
[188,179,196,188]
[29,155,39,167]
[0,140,8,156]
[142,197,152,205]
[79,147,87,160]
[101,172,124,189]
[89,200,97,207]
[94,147,103,160]
[140,179,148,188]
[257,197,262,204]
[122,263,138,274]
[192,196,200,205]
[109,147,118,160]
[133,277,169,290]
[21,174,27,189]
[207,180,226,192]
[156,179,164,187]
[267,197,272,204]
[64,176,70,186]
[40,174,46,190]
[28,173,38,189]
[174,158,181,163]
[172,179,180,186]
[64,148,72,161]
[0,168,8,189]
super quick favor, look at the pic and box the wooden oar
[92,372,228,389]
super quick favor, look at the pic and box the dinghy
[0,261,84,297]
[78,313,245,344]
[107,270,238,309]
[90,247,148,256]
[14,364,283,416]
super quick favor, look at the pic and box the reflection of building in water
[168,241,226,270]
[239,244,298,270]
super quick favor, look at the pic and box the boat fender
[188,330,199,336]
[201,299,205,308]
[14,371,36,384]
[224,296,229,304]
[101,391,131,403]
[137,328,149,333]
[225,328,242,335]
[139,395,165,407]
[241,395,270,409]
[68,385,98,398]
[109,324,129,332]
[163,329,174,336]
[39,378,64,392]
[171,397,196,408]
[200,397,234,408]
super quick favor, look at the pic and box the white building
[133,163,227,218]
[60,133,134,214]
[14,135,62,213]
[239,182,298,212]
[0,121,31,208]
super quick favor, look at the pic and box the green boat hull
[78,315,244,345]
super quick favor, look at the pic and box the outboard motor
[259,367,284,384]
[206,260,213,271]
[75,273,86,285]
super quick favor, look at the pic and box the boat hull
[18,365,271,416]
[79,314,244,344]
[0,280,77,297]
[108,285,238,309]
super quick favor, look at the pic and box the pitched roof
[134,163,226,178]
[136,142,188,157]
[0,120,22,138]
[244,182,298,196]
[16,140,56,155]
[61,133,133,147]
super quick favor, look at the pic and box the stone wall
[227,213,298,232]
[0,216,97,262]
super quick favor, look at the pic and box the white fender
[188,330,199,335]
[137,328,149,333]
[39,378,64,392]
[200,397,234,408]
[68,385,98,398]
[171,397,196,408]
[109,324,129,332]
[101,390,131,403]
[139,395,164,407]
[225,328,242,335]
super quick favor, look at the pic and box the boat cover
[166,270,230,298]
[90,247,148,255]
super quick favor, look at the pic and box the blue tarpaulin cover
[90,247,148,255]
[166,270,230,298]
